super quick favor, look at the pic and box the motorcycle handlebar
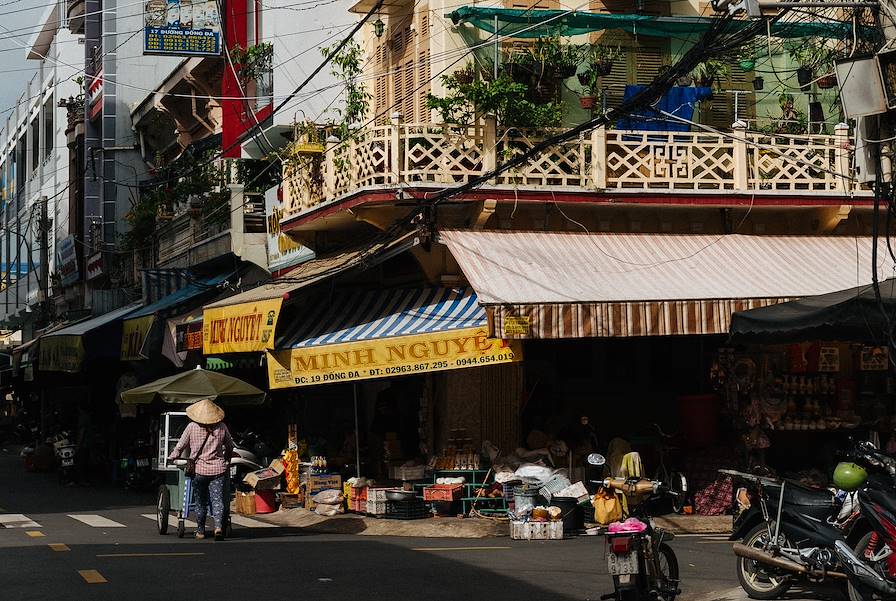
[601,477,661,495]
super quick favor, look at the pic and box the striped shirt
[169,422,234,477]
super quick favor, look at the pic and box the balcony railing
[282,117,860,218]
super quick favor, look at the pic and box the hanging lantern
[373,18,385,38]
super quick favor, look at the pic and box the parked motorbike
[52,431,78,486]
[725,442,896,600]
[833,441,896,600]
[121,438,154,491]
[230,430,267,490]
[587,453,684,601]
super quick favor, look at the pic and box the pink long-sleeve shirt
[169,422,234,477]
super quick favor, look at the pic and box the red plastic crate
[423,484,463,502]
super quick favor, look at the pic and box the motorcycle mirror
[587,453,606,466]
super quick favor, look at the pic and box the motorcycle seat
[767,481,834,516]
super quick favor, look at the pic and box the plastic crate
[366,500,387,516]
[539,475,572,503]
[423,484,463,501]
[510,520,563,540]
[386,499,429,520]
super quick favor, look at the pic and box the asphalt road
[0,446,838,601]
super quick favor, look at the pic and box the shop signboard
[265,186,314,272]
[39,336,84,373]
[266,327,523,389]
[503,315,530,337]
[120,315,156,361]
[175,320,203,353]
[144,0,221,57]
[203,298,282,354]
[55,235,80,287]
[86,252,104,281]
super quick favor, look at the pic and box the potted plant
[753,76,764,91]
[452,64,476,86]
[737,46,756,71]
[587,44,622,77]
[691,59,730,90]
[788,40,830,91]
[577,67,603,110]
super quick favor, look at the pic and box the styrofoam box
[366,500,387,515]
[510,520,563,540]
[367,488,388,502]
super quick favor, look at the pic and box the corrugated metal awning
[439,230,896,339]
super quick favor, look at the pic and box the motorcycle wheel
[847,532,893,601]
[655,542,680,601]
[736,523,793,599]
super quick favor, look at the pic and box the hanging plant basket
[503,63,531,85]
[453,70,475,85]
[577,72,590,87]
[579,95,596,110]
[677,75,693,87]
[796,67,814,91]
[592,61,613,77]
[753,76,765,91]
[816,74,837,89]
[739,59,756,71]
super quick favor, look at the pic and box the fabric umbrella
[120,367,266,405]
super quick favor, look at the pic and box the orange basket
[423,484,463,502]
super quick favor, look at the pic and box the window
[43,98,53,159]
[16,135,25,190]
[30,118,39,173]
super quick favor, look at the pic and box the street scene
[1,0,896,599]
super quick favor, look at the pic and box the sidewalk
[249,507,733,538]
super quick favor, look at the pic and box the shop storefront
[724,278,896,483]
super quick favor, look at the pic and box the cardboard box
[243,460,285,490]
[304,474,342,509]
[235,491,256,515]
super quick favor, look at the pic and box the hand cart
[154,411,232,538]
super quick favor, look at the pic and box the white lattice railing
[281,118,859,217]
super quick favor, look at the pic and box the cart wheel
[177,519,185,538]
[156,485,170,535]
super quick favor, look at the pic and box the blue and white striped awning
[278,288,486,349]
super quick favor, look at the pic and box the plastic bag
[314,502,343,516]
[592,489,623,525]
[311,489,343,505]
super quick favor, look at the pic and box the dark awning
[729,279,896,344]
[448,7,857,39]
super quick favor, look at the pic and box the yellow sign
[266,327,522,389]
[121,315,155,361]
[503,315,530,336]
[203,298,282,354]
[39,336,84,373]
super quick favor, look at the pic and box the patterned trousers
[193,472,226,531]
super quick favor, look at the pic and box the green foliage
[787,39,834,70]
[123,149,229,251]
[690,58,731,90]
[587,44,622,66]
[426,69,563,129]
[230,42,274,82]
[235,158,282,193]
[321,38,370,140]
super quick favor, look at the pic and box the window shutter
[418,49,431,122]
[702,59,755,130]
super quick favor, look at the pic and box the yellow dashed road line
[25,531,45,537]
[78,569,107,584]
[49,543,70,551]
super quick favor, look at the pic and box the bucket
[255,489,277,514]
[513,485,538,513]
[552,496,583,534]
[676,393,719,448]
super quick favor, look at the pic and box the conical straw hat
[186,398,225,425]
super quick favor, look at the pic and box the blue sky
[0,2,45,120]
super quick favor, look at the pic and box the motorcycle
[230,430,267,490]
[833,441,896,600]
[725,442,896,600]
[121,438,154,491]
[52,431,78,486]
[587,453,684,601]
